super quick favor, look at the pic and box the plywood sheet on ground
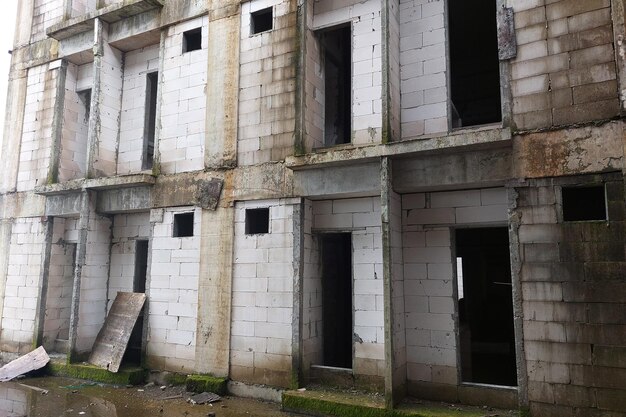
[88,292,146,373]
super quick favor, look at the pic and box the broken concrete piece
[188,392,221,405]
[0,346,50,382]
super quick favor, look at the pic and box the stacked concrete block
[399,0,448,138]
[231,199,299,387]
[387,0,401,141]
[514,174,626,415]
[303,0,324,150]
[311,0,383,145]
[70,0,97,18]
[238,0,297,165]
[0,386,29,417]
[0,218,46,353]
[146,207,201,372]
[402,188,507,390]
[30,0,63,43]
[117,45,159,174]
[312,197,385,378]
[17,63,58,192]
[59,62,91,181]
[75,213,112,353]
[107,213,151,311]
[510,0,620,130]
[159,16,208,174]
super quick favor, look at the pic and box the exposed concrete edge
[227,380,283,403]
[34,174,156,195]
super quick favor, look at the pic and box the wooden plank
[88,292,146,373]
[0,346,50,382]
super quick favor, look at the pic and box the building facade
[1,0,626,415]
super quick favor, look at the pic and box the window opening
[245,208,270,234]
[173,212,194,237]
[251,7,273,34]
[143,72,158,170]
[319,25,351,146]
[562,185,607,222]
[449,0,501,127]
[77,89,91,123]
[321,233,352,368]
[456,228,516,386]
[183,28,202,53]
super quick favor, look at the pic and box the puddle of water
[0,377,293,417]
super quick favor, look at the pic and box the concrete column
[0,73,28,193]
[67,191,90,363]
[291,200,304,389]
[85,19,103,179]
[0,221,13,336]
[34,218,54,347]
[14,0,35,48]
[381,0,400,143]
[612,0,626,114]
[48,61,69,184]
[294,0,307,155]
[150,30,166,175]
[194,206,235,376]
[506,183,529,410]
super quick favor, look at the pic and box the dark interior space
[182,28,202,53]
[123,240,149,365]
[245,208,270,234]
[319,25,351,146]
[251,7,273,34]
[562,185,607,221]
[77,89,91,123]
[456,227,517,386]
[143,72,158,169]
[321,233,352,368]
[449,0,501,127]
[173,212,194,237]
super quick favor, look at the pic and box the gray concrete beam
[292,162,380,199]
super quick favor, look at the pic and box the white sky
[0,1,19,159]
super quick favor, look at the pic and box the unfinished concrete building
[1,0,625,415]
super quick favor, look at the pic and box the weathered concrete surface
[293,162,380,198]
[513,120,625,179]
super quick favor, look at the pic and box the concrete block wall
[75,212,112,353]
[513,174,626,415]
[510,0,620,130]
[92,39,123,176]
[387,0,401,141]
[0,218,46,353]
[159,16,208,174]
[399,0,448,138]
[312,0,383,145]
[17,63,59,192]
[231,198,299,387]
[42,217,77,350]
[302,199,322,373]
[31,0,63,43]
[108,212,151,311]
[118,45,159,174]
[303,0,324,150]
[0,386,29,417]
[311,197,385,379]
[146,207,201,372]
[238,0,297,165]
[70,0,97,18]
[59,62,91,182]
[401,188,507,391]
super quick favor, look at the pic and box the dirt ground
[0,376,294,417]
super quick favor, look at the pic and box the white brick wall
[303,0,324,150]
[402,187,507,385]
[0,385,29,417]
[118,45,159,174]
[70,0,97,18]
[311,197,385,376]
[59,62,91,182]
[147,207,201,372]
[238,0,296,165]
[311,0,383,145]
[107,213,151,311]
[17,64,58,191]
[0,218,46,352]
[231,198,299,386]
[30,0,63,43]
[159,16,208,174]
[302,199,322,371]
[399,0,449,137]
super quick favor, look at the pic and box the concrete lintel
[96,186,152,213]
[292,162,381,199]
[58,31,95,65]
[45,193,83,217]
[47,0,165,41]
[286,126,512,169]
[108,9,161,51]
[34,174,156,196]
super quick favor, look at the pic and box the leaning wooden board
[88,292,146,373]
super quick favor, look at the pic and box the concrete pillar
[294,0,306,155]
[48,61,69,184]
[612,0,626,114]
[34,218,54,347]
[381,0,400,143]
[291,201,304,389]
[0,74,28,193]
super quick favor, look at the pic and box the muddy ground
[0,376,293,417]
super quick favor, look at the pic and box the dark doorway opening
[143,72,158,170]
[318,25,351,146]
[449,0,501,127]
[321,233,352,368]
[124,240,149,365]
[456,228,516,386]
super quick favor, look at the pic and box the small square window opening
[251,8,273,35]
[245,208,270,234]
[562,185,607,222]
[173,212,194,237]
[183,28,202,53]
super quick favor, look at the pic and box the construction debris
[0,346,50,382]
[188,392,221,405]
